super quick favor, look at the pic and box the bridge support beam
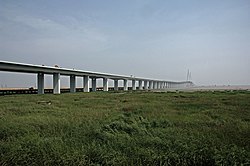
[139,80,143,90]
[92,78,97,92]
[37,73,44,94]
[70,75,76,93]
[53,73,60,94]
[103,78,108,91]
[132,80,136,90]
[114,79,119,91]
[83,75,89,92]
[123,79,128,91]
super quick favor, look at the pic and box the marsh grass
[0,91,249,165]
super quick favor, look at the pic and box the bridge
[0,61,193,94]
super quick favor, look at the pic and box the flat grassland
[0,91,249,165]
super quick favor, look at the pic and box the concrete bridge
[0,61,193,94]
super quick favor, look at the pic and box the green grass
[0,91,250,165]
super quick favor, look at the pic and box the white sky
[0,0,250,87]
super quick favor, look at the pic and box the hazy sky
[0,0,250,87]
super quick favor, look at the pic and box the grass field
[0,91,250,165]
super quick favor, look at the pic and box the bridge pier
[157,82,161,89]
[114,79,119,91]
[132,80,136,90]
[124,79,128,91]
[70,75,76,93]
[37,73,44,94]
[153,81,157,89]
[139,80,143,90]
[103,78,108,91]
[144,80,148,90]
[149,81,153,89]
[53,73,60,94]
[161,82,164,89]
[92,78,97,92]
[83,75,89,92]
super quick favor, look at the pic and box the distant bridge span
[0,61,193,94]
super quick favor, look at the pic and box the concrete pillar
[144,80,148,90]
[153,81,157,89]
[114,79,119,91]
[53,73,60,94]
[149,81,153,89]
[92,78,97,92]
[139,80,143,90]
[37,73,44,94]
[123,79,128,91]
[161,82,163,89]
[83,75,89,92]
[103,78,108,91]
[132,80,136,90]
[157,82,161,89]
[70,75,76,93]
